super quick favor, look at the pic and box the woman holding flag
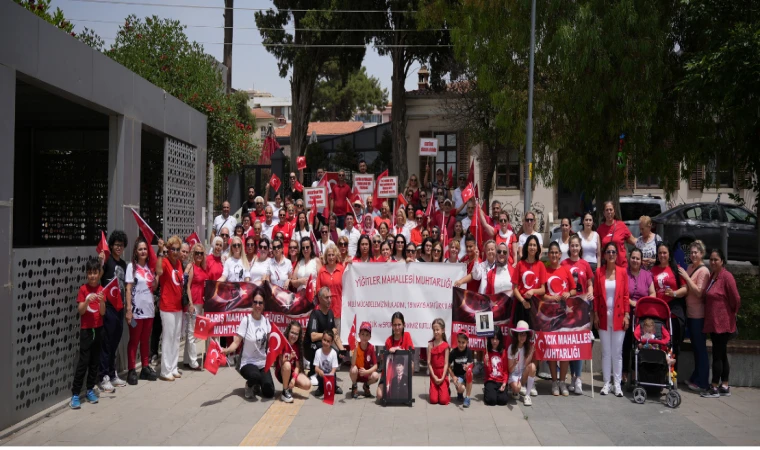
[291,237,321,293]
[125,237,159,385]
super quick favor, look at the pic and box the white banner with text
[341,262,466,348]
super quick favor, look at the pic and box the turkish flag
[345,196,358,229]
[323,374,336,405]
[447,166,454,188]
[347,315,358,352]
[296,156,307,170]
[423,194,436,228]
[310,229,321,257]
[263,322,290,372]
[461,183,474,205]
[293,180,304,192]
[96,230,110,261]
[372,170,388,210]
[103,277,123,311]
[185,232,201,247]
[269,173,282,192]
[465,365,473,384]
[305,274,316,305]
[308,196,319,227]
[193,314,217,340]
[204,339,227,375]
[317,172,334,195]
[466,159,475,185]
[350,185,362,206]
[130,208,158,271]
[396,193,407,210]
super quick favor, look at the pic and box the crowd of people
[68,164,742,410]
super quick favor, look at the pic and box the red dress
[429,340,450,405]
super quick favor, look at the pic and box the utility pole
[524,0,536,214]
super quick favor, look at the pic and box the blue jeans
[569,360,583,377]
[687,317,709,389]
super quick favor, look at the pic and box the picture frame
[476,311,495,337]
[381,350,414,406]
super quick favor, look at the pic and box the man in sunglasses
[212,201,237,240]
[461,199,476,232]
[216,227,232,260]
[340,213,361,257]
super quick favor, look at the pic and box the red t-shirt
[316,264,345,318]
[515,260,547,296]
[385,332,415,352]
[273,222,292,245]
[331,182,352,216]
[159,257,184,312]
[205,255,224,281]
[597,220,632,267]
[484,349,508,384]
[495,230,518,266]
[355,342,377,371]
[650,265,685,302]
[544,265,574,297]
[561,258,593,295]
[190,263,211,306]
[466,257,482,292]
[77,284,104,329]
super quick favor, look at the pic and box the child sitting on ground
[483,327,509,406]
[313,330,339,398]
[70,258,107,409]
[508,320,537,406]
[427,318,450,405]
[350,322,380,398]
[448,332,474,408]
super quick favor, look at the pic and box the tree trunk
[594,140,621,223]
[290,68,317,171]
[223,0,233,92]
[390,48,408,184]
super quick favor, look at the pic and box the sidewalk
[1,365,757,446]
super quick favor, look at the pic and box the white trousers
[183,305,203,367]
[160,311,183,377]
[599,309,625,385]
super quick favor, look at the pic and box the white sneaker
[600,382,611,395]
[310,375,318,386]
[530,387,538,397]
[560,382,569,397]
[574,376,583,395]
[511,391,520,400]
[568,376,576,393]
[100,376,115,393]
[244,384,253,399]
[614,383,623,397]
[523,395,532,406]
[519,386,527,397]
[552,381,560,396]
[111,375,127,387]
[171,370,182,379]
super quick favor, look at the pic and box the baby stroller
[629,296,681,408]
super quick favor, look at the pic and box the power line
[68,18,444,32]
[68,0,420,13]
[97,37,452,47]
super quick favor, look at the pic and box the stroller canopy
[634,296,671,321]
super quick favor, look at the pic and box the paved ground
[2,363,758,446]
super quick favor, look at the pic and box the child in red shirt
[427,318,450,405]
[70,259,106,409]
[350,322,379,398]
[376,312,415,401]
[483,327,509,406]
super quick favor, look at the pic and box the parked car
[549,195,668,243]
[652,202,758,265]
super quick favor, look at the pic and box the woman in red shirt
[482,211,518,267]
[354,235,374,263]
[596,201,637,267]
[316,243,345,323]
[650,243,687,370]
[155,236,185,382]
[184,243,210,371]
[376,312,415,401]
[206,236,224,280]
[593,242,630,397]
[513,235,546,328]
[544,242,577,396]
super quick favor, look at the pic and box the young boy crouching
[350,322,380,398]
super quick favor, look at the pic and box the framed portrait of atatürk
[476,311,495,337]
[382,350,413,406]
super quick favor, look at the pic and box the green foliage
[312,61,388,121]
[14,0,73,33]
[105,15,257,175]
[331,139,357,171]
[370,129,392,174]
[305,142,327,173]
[735,273,760,340]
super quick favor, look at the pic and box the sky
[53,0,423,99]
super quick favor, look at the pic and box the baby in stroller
[634,318,676,367]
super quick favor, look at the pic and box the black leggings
[239,364,275,398]
[710,333,731,385]
[483,380,508,406]
[671,318,685,372]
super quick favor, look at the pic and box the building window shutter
[689,166,704,190]
[625,155,635,190]
[736,167,751,189]
[457,131,469,179]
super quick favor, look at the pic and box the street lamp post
[524,0,536,214]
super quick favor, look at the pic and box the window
[272,106,284,118]
[427,132,457,181]
[260,126,267,138]
[683,204,722,222]
[495,148,520,189]
[635,175,660,188]
[724,206,757,225]
[706,155,733,188]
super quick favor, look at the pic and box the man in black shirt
[240,186,257,218]
[98,230,128,392]
[304,287,344,392]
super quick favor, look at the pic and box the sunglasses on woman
[193,251,204,257]
[338,242,348,247]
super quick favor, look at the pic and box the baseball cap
[360,321,372,334]
[415,209,424,217]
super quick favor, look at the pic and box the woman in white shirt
[393,208,412,242]
[316,224,334,256]
[553,217,572,262]
[263,238,292,290]
[247,236,271,283]
[452,220,467,260]
[291,212,311,245]
[218,236,250,283]
[517,211,544,261]
[290,236,321,292]
[579,212,601,272]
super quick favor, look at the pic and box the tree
[105,15,257,175]
[369,0,454,185]
[14,0,102,47]
[255,1,368,169]
[312,62,388,121]
[370,128,392,173]
[331,139,358,170]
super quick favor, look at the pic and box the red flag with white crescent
[204,339,227,375]
[372,169,388,210]
[305,274,316,305]
[185,232,201,247]
[269,173,282,193]
[96,230,110,261]
[296,156,307,170]
[310,229,321,257]
[103,277,123,311]
[461,183,474,205]
[293,179,304,192]
[193,314,218,340]
[264,322,291,372]
[323,374,336,405]
[130,208,158,271]
[347,315,358,352]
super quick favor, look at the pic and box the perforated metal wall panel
[11,247,91,420]
[164,138,197,238]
